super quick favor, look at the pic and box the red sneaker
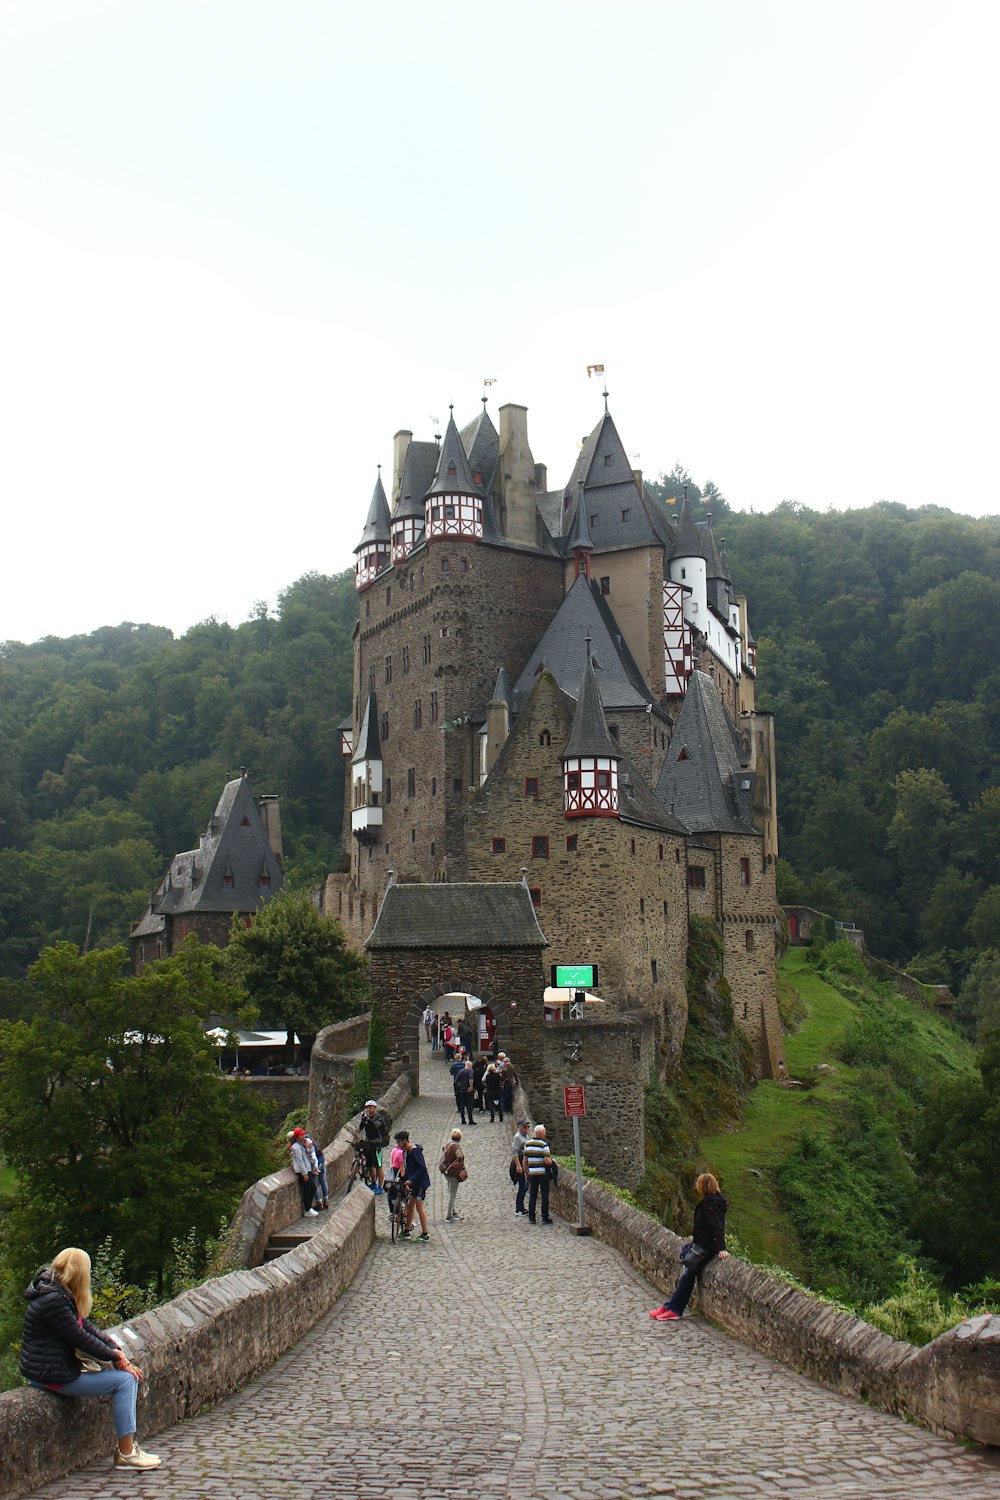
[649,1307,670,1319]
[658,1309,681,1321]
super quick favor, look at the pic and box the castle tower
[424,407,484,544]
[350,692,384,843]
[354,471,391,591]
[563,640,621,818]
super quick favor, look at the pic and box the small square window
[621,508,630,522]
[603,453,613,467]
[430,841,436,856]
[492,838,507,854]
[431,777,437,795]
[651,958,659,983]
[411,827,416,842]
[567,770,579,791]
[460,557,469,573]
[441,558,450,572]
[597,769,611,790]
[407,768,416,798]
[687,866,706,890]
[608,724,619,741]
[740,858,751,886]
[380,713,389,742]
[566,834,577,852]
[453,777,462,793]
[658,844,664,861]
[525,777,539,798]
[590,514,598,528]
[663,900,669,917]
[385,778,392,804]
[639,897,645,914]
[600,576,610,596]
[630,837,636,856]
[532,836,549,859]
[529,887,542,909]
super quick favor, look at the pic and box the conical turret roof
[563,641,622,761]
[568,484,593,553]
[491,662,513,707]
[701,517,725,579]
[669,493,705,561]
[355,471,391,551]
[426,409,480,498]
[352,691,382,764]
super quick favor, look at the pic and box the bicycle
[388,1178,411,1243]
[345,1132,377,1194]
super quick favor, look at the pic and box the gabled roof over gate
[366,882,547,950]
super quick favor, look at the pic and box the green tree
[0,940,268,1291]
[224,888,368,1049]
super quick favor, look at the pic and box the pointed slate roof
[367,882,547,950]
[491,662,513,707]
[394,440,439,519]
[459,405,500,494]
[700,519,725,579]
[655,671,758,835]
[564,646,621,760]
[511,574,652,712]
[426,409,480,498]
[132,776,285,923]
[355,471,391,551]
[668,493,705,561]
[560,411,670,552]
[568,485,593,553]
[352,691,381,764]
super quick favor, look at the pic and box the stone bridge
[12,1043,1000,1500]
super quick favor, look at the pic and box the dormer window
[259,870,270,888]
[447,462,456,477]
[223,868,234,888]
[473,468,482,484]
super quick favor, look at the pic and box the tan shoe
[115,1444,161,1469]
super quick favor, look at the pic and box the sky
[2,0,998,644]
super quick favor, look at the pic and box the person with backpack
[483,1062,504,1122]
[395,1130,431,1240]
[454,1057,477,1125]
[358,1099,391,1194]
[439,1128,467,1222]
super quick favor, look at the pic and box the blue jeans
[32,1367,138,1437]
[663,1257,716,1316]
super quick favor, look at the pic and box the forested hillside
[651,473,1000,984]
[2,483,999,990]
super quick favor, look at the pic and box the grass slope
[699,948,861,1273]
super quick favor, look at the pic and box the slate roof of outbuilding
[655,670,758,835]
[366,882,547,950]
[131,777,285,927]
[511,574,653,713]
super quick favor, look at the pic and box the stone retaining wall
[550,1175,1000,1447]
[307,1012,372,1146]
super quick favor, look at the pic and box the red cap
[292,1127,306,1138]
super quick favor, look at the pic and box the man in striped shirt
[523,1124,554,1224]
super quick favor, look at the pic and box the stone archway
[391,976,522,1096]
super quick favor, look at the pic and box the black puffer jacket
[20,1270,121,1386]
[692,1192,728,1257]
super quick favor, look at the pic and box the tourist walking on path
[483,1063,504,1122]
[396,1130,431,1240]
[359,1099,391,1193]
[423,1004,434,1042]
[523,1124,554,1224]
[455,1058,477,1125]
[21,1248,160,1471]
[473,1054,488,1110]
[290,1127,320,1215]
[510,1119,530,1215]
[497,1053,517,1116]
[650,1172,729,1321]
[440,1128,467,1221]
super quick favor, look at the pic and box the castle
[322,396,785,1079]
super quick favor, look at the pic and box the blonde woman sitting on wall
[20,1247,161,1470]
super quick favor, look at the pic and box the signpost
[563,1085,591,1235]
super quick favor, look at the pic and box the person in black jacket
[649,1173,730,1321]
[20,1246,161,1469]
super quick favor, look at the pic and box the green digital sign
[551,964,598,990]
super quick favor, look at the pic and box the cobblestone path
[28,1047,1000,1500]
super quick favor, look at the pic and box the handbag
[75,1350,107,1373]
[679,1241,711,1272]
[454,1166,469,1182]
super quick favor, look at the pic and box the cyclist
[358,1099,390,1194]
[395,1130,431,1240]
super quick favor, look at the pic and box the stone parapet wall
[549,1174,1000,1447]
[0,1188,375,1500]
[225,1070,411,1269]
[229,1074,309,1131]
[307,1011,372,1145]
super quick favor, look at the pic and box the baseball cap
[364,1099,378,1107]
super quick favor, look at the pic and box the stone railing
[550,1175,1000,1447]
[225,1070,411,1268]
[0,1188,373,1500]
[0,1070,413,1500]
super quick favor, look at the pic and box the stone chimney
[256,795,284,873]
[485,697,510,776]
[534,461,547,493]
[392,429,412,507]
[632,468,643,494]
[498,404,537,547]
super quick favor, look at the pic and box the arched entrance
[394,979,521,1096]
